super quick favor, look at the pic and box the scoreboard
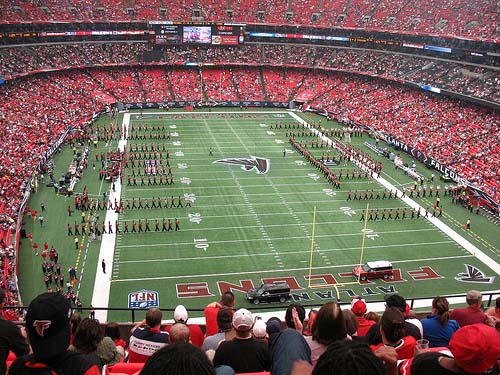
[149,22,245,46]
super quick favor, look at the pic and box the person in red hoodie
[351,296,375,336]
[370,307,416,360]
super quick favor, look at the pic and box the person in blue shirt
[421,296,459,348]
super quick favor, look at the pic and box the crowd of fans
[3,289,500,375]
[1,0,499,40]
[2,44,499,104]
[1,57,499,209]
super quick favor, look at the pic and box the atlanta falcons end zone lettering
[213,157,270,174]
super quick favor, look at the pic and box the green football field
[18,109,500,322]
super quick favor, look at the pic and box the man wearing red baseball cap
[409,323,500,374]
[350,296,375,336]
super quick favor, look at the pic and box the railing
[4,290,499,323]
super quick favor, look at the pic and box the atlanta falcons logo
[33,320,52,337]
[455,264,495,283]
[213,157,270,174]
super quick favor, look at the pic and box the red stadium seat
[105,362,144,375]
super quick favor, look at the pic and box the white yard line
[116,240,455,264]
[112,254,474,282]
[91,113,129,322]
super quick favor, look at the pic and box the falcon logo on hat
[33,320,52,337]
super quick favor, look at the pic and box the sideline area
[91,113,129,322]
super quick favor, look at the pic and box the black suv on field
[246,282,291,304]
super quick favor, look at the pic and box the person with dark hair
[306,301,347,366]
[421,296,459,348]
[204,292,235,337]
[140,342,215,375]
[285,304,306,331]
[213,308,270,373]
[9,293,100,375]
[71,318,122,368]
[342,309,359,337]
[311,340,388,375]
[366,294,421,345]
[0,288,29,375]
[128,308,169,363]
[104,322,126,355]
[202,307,234,352]
[370,307,416,360]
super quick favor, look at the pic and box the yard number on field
[340,207,356,217]
[362,228,379,240]
[188,213,202,224]
[194,238,209,251]
[322,188,337,197]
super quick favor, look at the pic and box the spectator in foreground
[0,288,29,375]
[140,342,215,375]
[342,309,360,337]
[202,307,234,352]
[449,290,487,326]
[71,318,122,368]
[128,308,169,363]
[204,292,235,337]
[213,308,270,373]
[305,301,348,365]
[290,340,397,375]
[410,323,500,375]
[164,305,204,347]
[252,318,268,340]
[313,340,395,375]
[169,323,190,343]
[270,328,311,375]
[302,309,317,336]
[421,296,459,347]
[485,296,500,331]
[285,304,306,332]
[350,296,375,336]
[366,294,421,345]
[9,292,100,375]
[104,322,126,356]
[370,307,416,360]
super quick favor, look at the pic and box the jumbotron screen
[149,22,245,46]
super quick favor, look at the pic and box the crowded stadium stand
[1,0,499,39]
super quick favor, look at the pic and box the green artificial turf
[17,109,500,322]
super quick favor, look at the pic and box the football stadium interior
[1,0,500,373]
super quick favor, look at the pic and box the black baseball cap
[26,292,72,360]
